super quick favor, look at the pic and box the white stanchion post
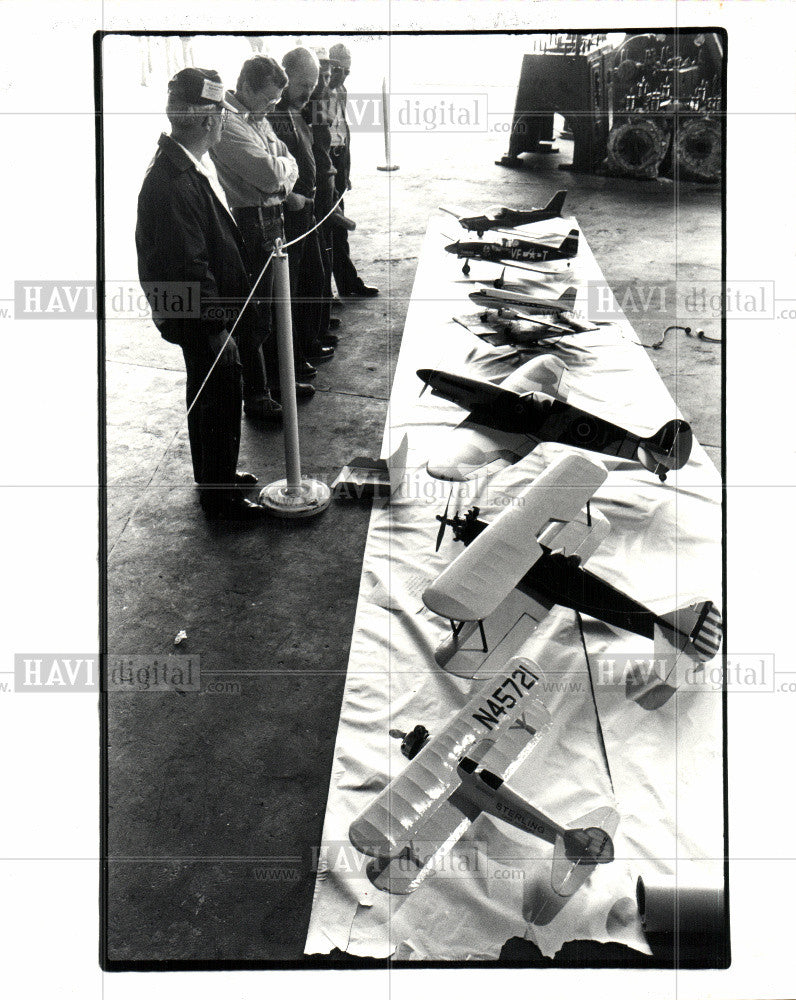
[377,77,399,172]
[258,239,331,518]
[273,246,302,492]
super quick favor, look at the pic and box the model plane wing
[471,285,579,314]
[423,453,608,622]
[349,657,552,892]
[427,356,568,481]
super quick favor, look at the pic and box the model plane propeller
[445,230,579,278]
[349,654,618,898]
[423,453,723,705]
[440,190,568,238]
[416,360,693,482]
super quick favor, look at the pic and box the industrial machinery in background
[607,32,723,181]
[497,31,724,183]
[497,33,613,173]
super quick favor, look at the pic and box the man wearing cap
[267,47,334,372]
[211,55,316,415]
[136,67,266,520]
[328,42,379,298]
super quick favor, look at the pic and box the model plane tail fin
[557,286,578,311]
[658,599,723,663]
[558,229,579,257]
[637,419,693,480]
[551,806,618,897]
[546,190,567,216]
[627,601,722,709]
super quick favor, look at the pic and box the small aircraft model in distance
[440,190,568,238]
[470,283,583,318]
[417,362,693,482]
[445,230,579,277]
[423,453,723,703]
[349,653,618,898]
[469,285,601,331]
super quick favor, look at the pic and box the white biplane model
[349,654,618,898]
[422,453,722,706]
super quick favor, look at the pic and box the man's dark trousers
[283,202,325,358]
[232,207,282,396]
[330,145,360,293]
[181,334,242,513]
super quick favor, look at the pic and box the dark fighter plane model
[440,190,568,238]
[416,365,693,483]
[445,230,579,277]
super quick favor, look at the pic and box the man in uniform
[136,68,265,520]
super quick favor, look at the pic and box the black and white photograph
[1,1,795,998]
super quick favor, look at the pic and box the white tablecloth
[304,214,723,961]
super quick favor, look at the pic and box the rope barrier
[186,186,347,418]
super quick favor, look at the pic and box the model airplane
[470,283,585,319]
[417,362,693,482]
[440,190,568,238]
[349,653,618,897]
[445,230,579,277]
[471,305,594,341]
[422,454,723,706]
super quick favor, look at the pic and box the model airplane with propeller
[470,283,584,319]
[422,453,722,707]
[444,229,579,277]
[440,190,568,238]
[417,358,693,482]
[349,652,618,900]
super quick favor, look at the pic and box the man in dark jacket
[136,67,266,519]
[328,43,379,298]
[268,47,334,372]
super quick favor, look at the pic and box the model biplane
[349,653,618,897]
[440,190,568,238]
[422,454,722,701]
[417,360,693,482]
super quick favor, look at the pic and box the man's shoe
[204,497,267,521]
[321,332,339,347]
[328,316,342,330]
[273,382,316,401]
[234,471,259,486]
[306,344,335,364]
[344,282,379,297]
[295,359,317,379]
[244,396,283,420]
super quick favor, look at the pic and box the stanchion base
[258,478,331,518]
[377,164,400,171]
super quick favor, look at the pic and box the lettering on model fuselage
[482,244,552,262]
[471,663,539,731]
[494,801,546,836]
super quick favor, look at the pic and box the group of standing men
[136,44,378,519]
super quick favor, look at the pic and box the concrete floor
[104,118,721,963]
